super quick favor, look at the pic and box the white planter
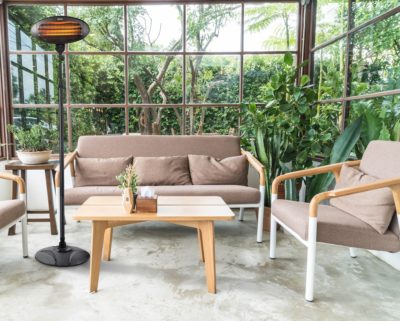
[17,150,52,165]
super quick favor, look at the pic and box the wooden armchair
[0,172,28,258]
[269,141,400,301]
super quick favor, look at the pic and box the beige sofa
[56,135,266,241]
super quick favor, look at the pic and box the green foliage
[242,53,340,205]
[116,164,138,194]
[305,117,362,201]
[7,124,55,152]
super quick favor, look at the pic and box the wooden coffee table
[73,196,234,294]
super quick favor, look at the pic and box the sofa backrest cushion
[360,140,400,179]
[330,164,395,234]
[75,156,133,187]
[134,156,192,186]
[77,135,241,159]
[188,154,248,186]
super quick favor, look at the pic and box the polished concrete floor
[1,209,400,321]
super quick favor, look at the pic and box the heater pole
[56,44,67,250]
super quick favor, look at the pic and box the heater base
[35,245,90,267]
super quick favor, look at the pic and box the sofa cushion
[272,200,400,252]
[65,185,260,205]
[134,156,192,186]
[330,165,395,234]
[77,135,241,159]
[188,155,248,186]
[75,157,133,187]
[0,200,25,229]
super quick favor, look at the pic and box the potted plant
[116,164,138,213]
[8,124,53,165]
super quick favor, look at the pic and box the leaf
[392,120,400,141]
[379,124,391,140]
[300,75,310,86]
[283,52,293,66]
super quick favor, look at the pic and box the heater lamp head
[31,16,89,44]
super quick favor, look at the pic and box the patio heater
[31,16,90,267]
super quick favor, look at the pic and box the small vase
[122,188,137,214]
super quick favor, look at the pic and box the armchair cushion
[75,156,133,187]
[134,156,192,186]
[330,165,395,234]
[188,155,248,186]
[0,200,25,229]
[272,200,400,252]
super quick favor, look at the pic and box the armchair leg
[20,193,28,258]
[238,208,245,221]
[305,217,317,302]
[349,247,357,258]
[269,216,277,259]
[256,186,266,243]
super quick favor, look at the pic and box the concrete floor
[1,209,400,321]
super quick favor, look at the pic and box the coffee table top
[73,196,235,222]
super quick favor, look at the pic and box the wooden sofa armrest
[0,172,26,193]
[55,150,78,188]
[272,160,361,194]
[241,149,265,186]
[309,177,400,218]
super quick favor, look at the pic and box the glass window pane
[186,4,241,52]
[128,55,182,104]
[71,107,125,148]
[185,107,239,135]
[353,0,400,26]
[10,54,59,104]
[8,5,64,51]
[315,0,348,45]
[243,55,287,102]
[128,5,182,51]
[69,55,124,104]
[244,3,298,51]
[350,13,400,96]
[68,6,124,52]
[128,107,183,135]
[313,39,346,100]
[186,55,240,104]
[12,108,62,152]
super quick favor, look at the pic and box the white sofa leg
[305,217,317,302]
[239,208,245,221]
[256,186,265,243]
[349,247,357,258]
[20,193,28,258]
[269,193,278,259]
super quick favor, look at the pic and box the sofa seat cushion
[75,156,133,187]
[272,200,400,252]
[65,185,260,206]
[0,200,25,229]
[134,156,191,186]
[188,154,248,185]
[65,186,121,205]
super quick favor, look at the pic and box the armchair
[0,172,28,258]
[269,141,400,301]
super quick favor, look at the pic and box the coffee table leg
[198,221,216,294]
[103,227,113,261]
[90,221,107,293]
[197,229,205,263]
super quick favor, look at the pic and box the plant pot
[17,150,51,165]
[122,188,137,214]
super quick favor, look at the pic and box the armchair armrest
[272,160,361,194]
[241,149,265,186]
[309,177,400,218]
[0,172,26,193]
[55,150,78,188]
